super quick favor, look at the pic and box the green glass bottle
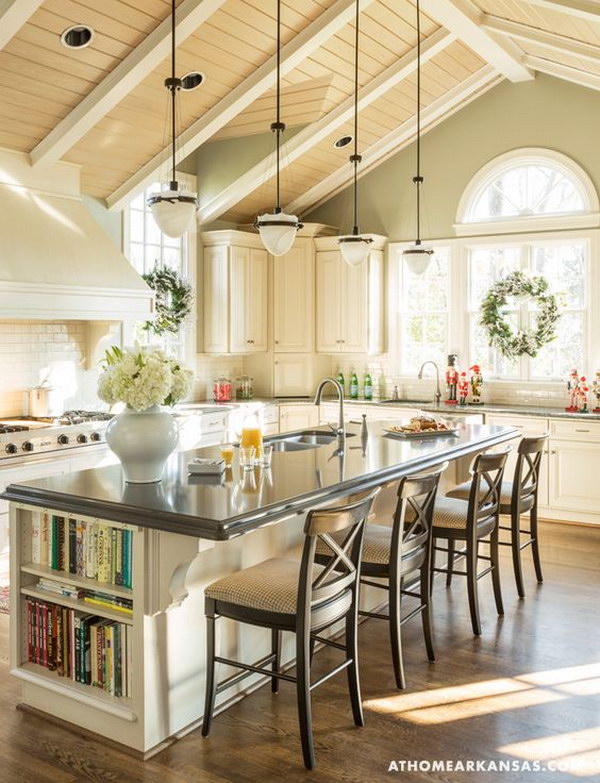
[364,371,373,401]
[350,370,359,399]
[336,370,345,396]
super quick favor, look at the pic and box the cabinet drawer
[550,419,600,441]
[485,414,549,435]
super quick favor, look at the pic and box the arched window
[456,149,599,235]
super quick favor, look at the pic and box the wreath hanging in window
[142,265,193,336]
[479,270,561,360]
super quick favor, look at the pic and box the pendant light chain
[414,0,423,246]
[351,0,361,235]
[273,0,284,214]
[170,0,177,189]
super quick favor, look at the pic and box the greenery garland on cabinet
[142,266,193,336]
[479,270,561,359]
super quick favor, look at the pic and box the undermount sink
[266,429,356,451]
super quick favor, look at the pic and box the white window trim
[389,227,600,386]
[455,147,600,236]
[122,171,198,362]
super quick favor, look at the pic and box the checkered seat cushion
[315,524,422,566]
[430,496,471,529]
[205,558,324,614]
[446,480,529,514]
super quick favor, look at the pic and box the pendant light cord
[414,0,423,245]
[169,0,178,190]
[351,0,360,235]
[273,0,284,213]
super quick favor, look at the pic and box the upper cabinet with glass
[455,149,600,235]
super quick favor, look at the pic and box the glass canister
[213,375,232,403]
[236,375,254,400]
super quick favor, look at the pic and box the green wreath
[480,270,561,359]
[142,266,193,335]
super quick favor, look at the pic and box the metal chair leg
[530,506,544,583]
[446,539,455,587]
[271,628,281,694]
[429,538,436,598]
[511,510,526,598]
[466,539,482,636]
[296,633,315,770]
[420,562,435,663]
[490,526,504,616]
[388,572,406,689]
[201,614,218,737]
[345,595,364,727]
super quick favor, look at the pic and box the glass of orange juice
[220,442,234,468]
[240,413,263,460]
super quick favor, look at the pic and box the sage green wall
[306,73,600,240]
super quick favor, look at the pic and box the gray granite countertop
[3,421,517,541]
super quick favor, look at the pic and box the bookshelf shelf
[21,587,134,625]
[20,563,133,600]
[14,663,136,721]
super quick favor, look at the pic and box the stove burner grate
[0,424,29,434]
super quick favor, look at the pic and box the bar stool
[201,487,379,770]
[446,435,548,597]
[430,450,508,636]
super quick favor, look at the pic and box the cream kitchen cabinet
[279,404,319,433]
[314,236,386,355]
[273,240,314,353]
[202,231,268,354]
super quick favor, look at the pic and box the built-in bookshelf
[11,503,140,729]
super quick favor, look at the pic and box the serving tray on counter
[383,426,459,439]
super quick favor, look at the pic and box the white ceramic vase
[105,405,179,483]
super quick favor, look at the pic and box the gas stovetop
[0,410,113,460]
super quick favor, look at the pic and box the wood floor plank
[0,521,598,782]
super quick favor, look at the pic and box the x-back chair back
[512,434,548,513]
[466,450,509,533]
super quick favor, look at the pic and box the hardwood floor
[1,521,599,783]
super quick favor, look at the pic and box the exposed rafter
[525,0,600,24]
[484,15,600,65]
[523,55,600,91]
[0,0,44,50]
[419,0,533,81]
[198,28,454,225]
[286,66,502,218]
[30,0,227,168]
[107,0,376,212]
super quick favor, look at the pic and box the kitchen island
[3,420,516,757]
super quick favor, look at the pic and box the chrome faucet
[314,377,345,437]
[418,361,442,405]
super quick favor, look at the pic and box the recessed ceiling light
[60,25,95,49]
[181,71,205,91]
[334,135,353,149]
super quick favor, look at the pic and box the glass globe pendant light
[403,0,434,275]
[338,0,372,267]
[147,0,198,238]
[255,0,302,256]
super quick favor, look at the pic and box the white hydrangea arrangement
[98,345,193,411]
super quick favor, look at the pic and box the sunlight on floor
[499,727,600,778]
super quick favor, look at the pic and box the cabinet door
[548,439,600,513]
[203,245,229,353]
[316,251,342,353]
[274,354,314,397]
[229,247,267,353]
[273,244,314,353]
[341,260,368,353]
[279,405,319,433]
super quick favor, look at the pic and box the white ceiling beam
[198,28,454,224]
[107,0,376,211]
[524,0,600,24]
[30,0,227,168]
[419,0,533,81]
[0,0,44,50]
[523,55,600,91]
[484,15,600,64]
[286,66,502,217]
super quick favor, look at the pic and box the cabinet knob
[275,340,279,344]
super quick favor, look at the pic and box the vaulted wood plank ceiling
[0,0,599,223]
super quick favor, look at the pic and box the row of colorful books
[26,597,132,698]
[35,578,133,616]
[30,512,133,588]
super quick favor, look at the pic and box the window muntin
[400,248,450,375]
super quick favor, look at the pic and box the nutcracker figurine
[592,371,600,414]
[469,364,484,405]
[577,375,589,413]
[445,354,459,405]
[458,372,469,406]
[566,368,580,412]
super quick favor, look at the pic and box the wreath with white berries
[479,270,561,360]
[142,265,193,336]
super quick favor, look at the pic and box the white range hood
[0,148,153,321]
